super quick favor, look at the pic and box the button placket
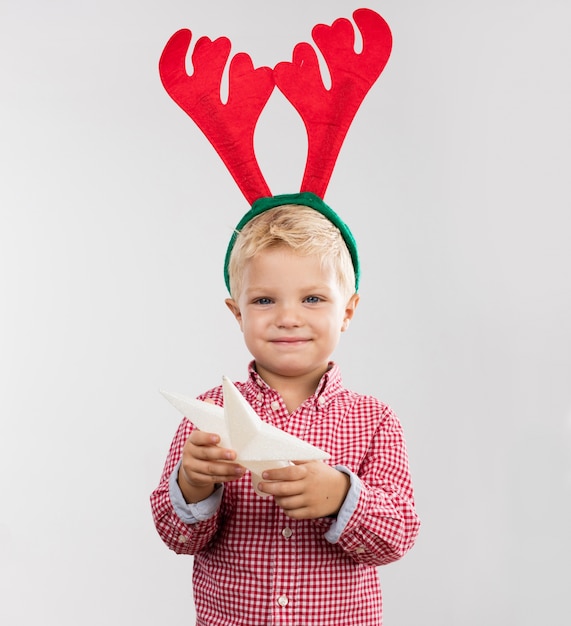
[273,511,295,616]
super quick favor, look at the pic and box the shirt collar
[245,360,343,408]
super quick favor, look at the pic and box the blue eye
[304,296,321,304]
[254,297,273,305]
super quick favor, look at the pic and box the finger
[186,432,237,462]
[273,495,313,519]
[281,505,314,520]
[198,461,245,482]
[274,494,305,511]
[257,479,303,498]
[271,493,323,520]
[187,443,237,464]
[262,464,306,482]
[183,458,245,485]
[189,429,221,446]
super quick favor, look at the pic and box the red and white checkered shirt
[150,362,420,625]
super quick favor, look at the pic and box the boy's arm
[324,403,420,567]
[259,400,420,566]
[150,419,223,555]
[169,459,224,523]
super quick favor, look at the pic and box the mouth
[270,337,310,346]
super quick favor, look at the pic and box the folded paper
[161,376,330,496]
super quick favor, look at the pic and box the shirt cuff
[324,465,362,544]
[168,459,224,524]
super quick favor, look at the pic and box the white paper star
[160,376,330,496]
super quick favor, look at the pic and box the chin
[269,361,328,378]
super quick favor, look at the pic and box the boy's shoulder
[335,386,397,419]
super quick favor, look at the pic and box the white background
[1,1,570,624]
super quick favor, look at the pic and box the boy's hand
[257,462,350,520]
[178,429,245,504]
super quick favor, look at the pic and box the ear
[225,298,243,330]
[341,293,360,332]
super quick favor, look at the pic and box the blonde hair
[227,205,356,301]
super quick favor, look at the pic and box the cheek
[317,315,343,337]
[240,314,261,337]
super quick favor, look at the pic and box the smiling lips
[270,337,311,346]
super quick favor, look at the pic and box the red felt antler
[273,8,392,198]
[159,30,275,204]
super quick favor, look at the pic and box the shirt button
[270,401,280,410]
[282,527,293,539]
[177,535,188,544]
[277,595,289,607]
[355,545,366,554]
[318,397,326,406]
[256,392,263,401]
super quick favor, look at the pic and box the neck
[254,364,328,413]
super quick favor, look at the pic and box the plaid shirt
[150,362,420,625]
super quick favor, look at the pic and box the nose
[275,301,302,328]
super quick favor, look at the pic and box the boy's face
[226,246,359,388]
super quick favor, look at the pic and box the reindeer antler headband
[159,8,392,292]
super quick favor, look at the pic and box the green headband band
[223,192,360,294]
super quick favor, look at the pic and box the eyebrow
[245,283,332,296]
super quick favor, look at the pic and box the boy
[151,199,420,625]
